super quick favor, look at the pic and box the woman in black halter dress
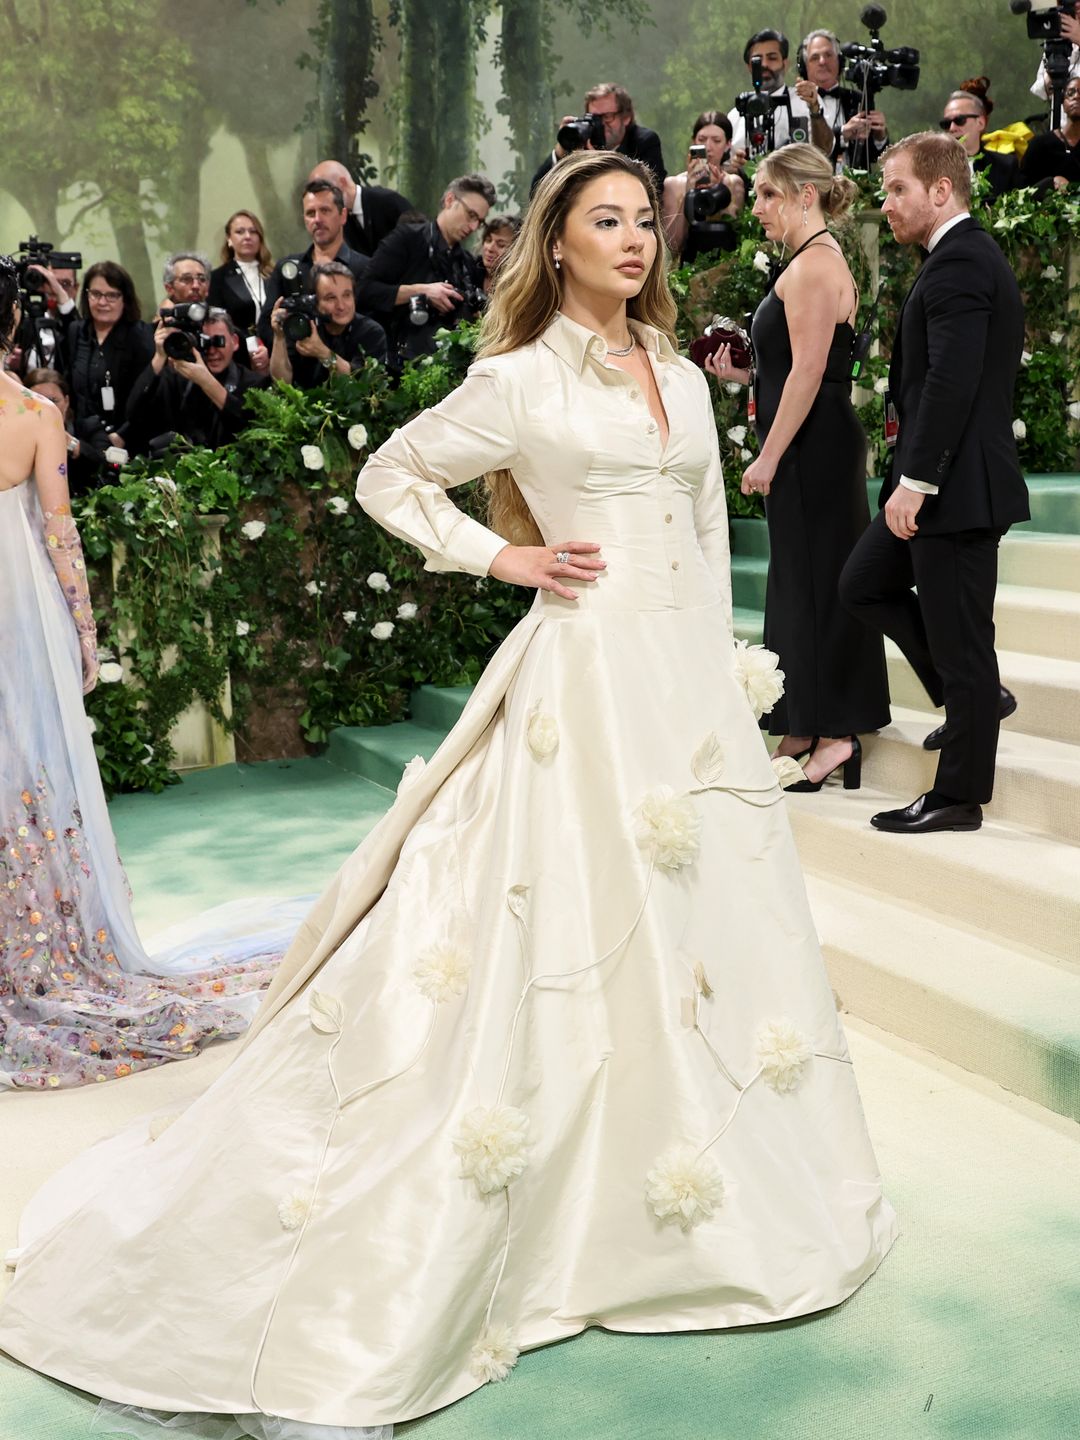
[708,145,889,791]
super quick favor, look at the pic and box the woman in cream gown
[0,153,897,1439]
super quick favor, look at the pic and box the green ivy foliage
[78,184,1079,794]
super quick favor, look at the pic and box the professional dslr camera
[277,259,321,343]
[683,145,737,251]
[1010,0,1077,124]
[158,302,224,360]
[15,236,82,298]
[557,114,607,152]
[841,4,920,97]
[734,56,799,154]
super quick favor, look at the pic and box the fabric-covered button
[664,513,673,523]
[671,560,680,571]
[629,388,640,400]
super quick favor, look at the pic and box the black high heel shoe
[776,736,819,763]
[784,735,861,793]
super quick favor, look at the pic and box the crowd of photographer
[4,0,1078,487]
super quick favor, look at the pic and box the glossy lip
[616,261,645,274]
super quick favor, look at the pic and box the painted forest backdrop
[0,0,1051,306]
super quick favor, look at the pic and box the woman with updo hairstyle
[942,77,1018,197]
[662,109,747,261]
[707,142,889,791]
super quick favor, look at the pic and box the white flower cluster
[635,787,702,872]
[526,705,559,759]
[1013,419,1026,440]
[732,640,785,720]
[645,1145,725,1230]
[277,1190,313,1232]
[755,1019,812,1093]
[469,1323,519,1382]
[726,424,747,446]
[414,941,471,1002]
[235,620,251,637]
[453,1105,530,1193]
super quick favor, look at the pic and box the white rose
[241,520,266,540]
[300,444,325,471]
[396,602,418,620]
[873,377,889,395]
[327,496,349,515]
[98,661,124,684]
[1012,419,1027,440]
[371,621,395,641]
[347,424,369,450]
[740,448,752,461]
[1042,265,1060,280]
[726,425,747,445]
[235,620,250,637]
[1068,402,1080,422]
[342,610,357,625]
[725,381,742,395]
[1020,351,1033,367]
[1050,330,1064,346]
[367,572,391,593]
[753,250,770,273]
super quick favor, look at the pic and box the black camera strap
[850,283,885,381]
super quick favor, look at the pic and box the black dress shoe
[922,687,1018,752]
[785,736,861,793]
[871,793,983,833]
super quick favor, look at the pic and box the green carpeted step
[729,516,770,557]
[410,684,472,730]
[730,554,768,612]
[326,721,446,791]
[732,606,764,644]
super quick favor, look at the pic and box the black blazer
[344,184,414,257]
[64,317,155,432]
[530,123,667,196]
[209,259,269,334]
[882,217,1029,536]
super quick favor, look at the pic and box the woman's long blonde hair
[478,150,677,546]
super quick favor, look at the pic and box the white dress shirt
[727,86,812,154]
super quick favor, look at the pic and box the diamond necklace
[607,335,636,357]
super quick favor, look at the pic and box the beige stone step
[1000,530,1080,593]
[786,785,1080,967]
[805,873,1080,1123]
[860,707,1080,845]
[993,583,1080,662]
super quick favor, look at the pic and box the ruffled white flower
[300,444,325,471]
[367,571,391,593]
[725,381,742,395]
[327,496,350,515]
[304,580,322,596]
[277,1190,313,1232]
[1050,330,1064,346]
[399,753,426,788]
[526,705,559,760]
[241,519,266,540]
[371,620,395,641]
[347,423,369,450]
[1012,419,1027,440]
[732,640,785,720]
[726,424,747,445]
[771,754,806,789]
[342,610,357,625]
[756,1019,812,1094]
[414,940,471,1002]
[634,787,701,872]
[453,1105,530,1193]
[645,1145,725,1230]
[396,601,418,620]
[753,249,771,274]
[469,1323,519,1382]
[740,447,753,462]
[235,619,250,637]
[98,661,124,684]
[1042,264,1060,280]
[873,376,889,395]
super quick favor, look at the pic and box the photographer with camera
[941,78,1018,196]
[1021,76,1080,187]
[269,260,387,389]
[257,180,370,349]
[662,111,747,262]
[65,261,153,451]
[357,173,495,361]
[126,306,269,455]
[529,84,666,196]
[728,30,814,159]
[1026,3,1080,106]
[308,160,413,259]
[5,242,81,377]
[795,29,889,169]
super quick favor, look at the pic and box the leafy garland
[78,183,1079,795]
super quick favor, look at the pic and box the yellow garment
[983,123,1035,161]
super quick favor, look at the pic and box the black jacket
[209,259,270,335]
[973,146,1019,198]
[256,239,370,348]
[882,217,1029,536]
[530,123,667,196]
[357,221,482,358]
[344,184,414,257]
[125,359,268,453]
[65,317,155,432]
[1019,129,1080,188]
[284,314,389,389]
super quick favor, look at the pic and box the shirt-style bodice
[356,312,732,628]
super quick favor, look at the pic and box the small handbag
[688,315,753,372]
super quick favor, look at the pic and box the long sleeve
[43,505,98,683]
[357,226,422,318]
[692,373,734,639]
[355,361,517,576]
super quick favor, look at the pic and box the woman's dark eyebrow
[585,204,655,216]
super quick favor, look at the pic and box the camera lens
[408,295,430,327]
[282,311,313,343]
[163,331,194,360]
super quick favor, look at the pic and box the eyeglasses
[457,197,487,226]
[939,114,981,129]
[87,288,122,302]
[172,273,208,286]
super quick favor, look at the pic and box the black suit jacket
[344,184,413,257]
[882,217,1029,536]
[530,123,666,197]
[209,259,267,334]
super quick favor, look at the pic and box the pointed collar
[540,310,678,372]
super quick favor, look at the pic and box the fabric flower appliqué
[414,941,471,1003]
[635,787,701,872]
[755,1019,812,1094]
[277,1190,313,1232]
[645,1145,725,1230]
[771,755,806,789]
[469,1323,519,1382]
[453,1105,530,1194]
[525,705,559,760]
[733,640,785,720]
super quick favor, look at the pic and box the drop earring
[553,254,561,270]
[802,202,809,227]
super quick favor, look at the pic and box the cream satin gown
[0,314,897,1436]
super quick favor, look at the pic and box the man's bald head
[308,161,357,210]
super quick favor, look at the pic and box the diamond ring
[555,551,570,565]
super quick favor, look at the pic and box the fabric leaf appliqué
[308,991,344,1035]
[691,732,726,787]
[771,755,806,789]
[525,704,559,760]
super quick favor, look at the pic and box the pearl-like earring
[554,254,561,270]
